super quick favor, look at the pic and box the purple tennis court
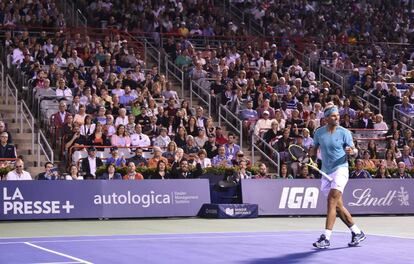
[0,231,412,264]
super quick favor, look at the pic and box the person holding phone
[37,162,59,180]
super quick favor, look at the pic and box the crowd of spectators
[1,0,414,181]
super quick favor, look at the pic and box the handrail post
[37,133,40,166]
[20,103,23,134]
[181,70,184,98]
[239,120,243,149]
[158,51,161,71]
[251,134,255,164]
[144,41,148,66]
[165,56,169,79]
[5,75,8,105]
[189,81,193,108]
[218,105,221,127]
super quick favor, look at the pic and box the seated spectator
[375,163,391,179]
[80,115,96,139]
[183,135,200,155]
[194,128,208,148]
[81,146,103,179]
[52,101,70,129]
[94,107,107,125]
[227,160,253,183]
[162,141,177,163]
[297,165,315,179]
[186,116,199,137]
[74,105,87,125]
[171,158,202,179]
[89,123,109,147]
[162,81,179,101]
[215,127,228,145]
[277,163,294,179]
[350,159,372,179]
[275,128,293,162]
[198,149,212,168]
[123,162,144,180]
[253,110,277,137]
[0,132,16,159]
[115,108,129,127]
[254,163,271,179]
[143,115,160,138]
[111,125,131,147]
[367,140,379,160]
[153,128,171,149]
[0,121,12,144]
[384,149,398,170]
[6,159,32,180]
[356,108,374,129]
[397,145,414,169]
[174,126,188,149]
[66,165,83,180]
[127,147,148,167]
[150,160,171,179]
[360,150,376,170]
[392,162,412,179]
[130,124,151,148]
[125,114,136,135]
[64,125,88,152]
[104,115,116,138]
[225,133,241,161]
[212,145,232,167]
[148,147,169,168]
[55,78,72,99]
[373,114,388,135]
[37,162,59,180]
[99,164,122,180]
[263,121,280,144]
[203,133,219,159]
[106,147,127,167]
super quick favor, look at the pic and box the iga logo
[225,207,234,216]
[279,187,319,209]
[2,187,74,215]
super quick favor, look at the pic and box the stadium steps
[0,99,53,176]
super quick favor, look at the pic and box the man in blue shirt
[312,104,366,249]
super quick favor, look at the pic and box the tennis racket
[288,144,333,181]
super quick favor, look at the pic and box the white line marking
[30,262,82,264]
[24,242,93,264]
[0,231,410,246]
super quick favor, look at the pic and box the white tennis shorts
[320,166,349,197]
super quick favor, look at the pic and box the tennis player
[311,103,366,249]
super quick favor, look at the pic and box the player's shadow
[243,246,349,264]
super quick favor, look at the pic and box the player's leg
[313,188,339,249]
[336,194,366,246]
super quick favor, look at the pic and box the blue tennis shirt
[313,125,354,174]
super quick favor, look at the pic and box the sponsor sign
[199,203,258,218]
[0,180,210,220]
[241,179,413,216]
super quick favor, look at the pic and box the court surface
[1,216,413,264]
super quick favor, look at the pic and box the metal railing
[0,60,4,99]
[20,101,35,154]
[189,80,213,117]
[58,0,87,31]
[143,40,161,70]
[251,133,280,175]
[319,65,345,94]
[165,57,185,98]
[393,104,414,132]
[5,75,18,122]
[353,83,382,114]
[218,104,243,149]
[38,130,54,164]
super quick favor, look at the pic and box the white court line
[0,231,411,246]
[30,262,82,264]
[24,242,92,264]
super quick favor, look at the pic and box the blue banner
[241,179,414,216]
[0,180,210,220]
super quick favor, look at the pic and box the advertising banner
[0,180,210,220]
[241,179,413,216]
[199,203,258,219]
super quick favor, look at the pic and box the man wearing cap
[81,146,103,179]
[253,110,276,137]
[311,103,365,249]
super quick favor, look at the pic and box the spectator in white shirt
[67,50,84,68]
[130,124,151,148]
[115,108,129,127]
[6,159,32,180]
[253,110,277,136]
[56,79,72,99]
[153,128,171,149]
[53,50,67,67]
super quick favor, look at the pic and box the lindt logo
[348,187,409,207]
